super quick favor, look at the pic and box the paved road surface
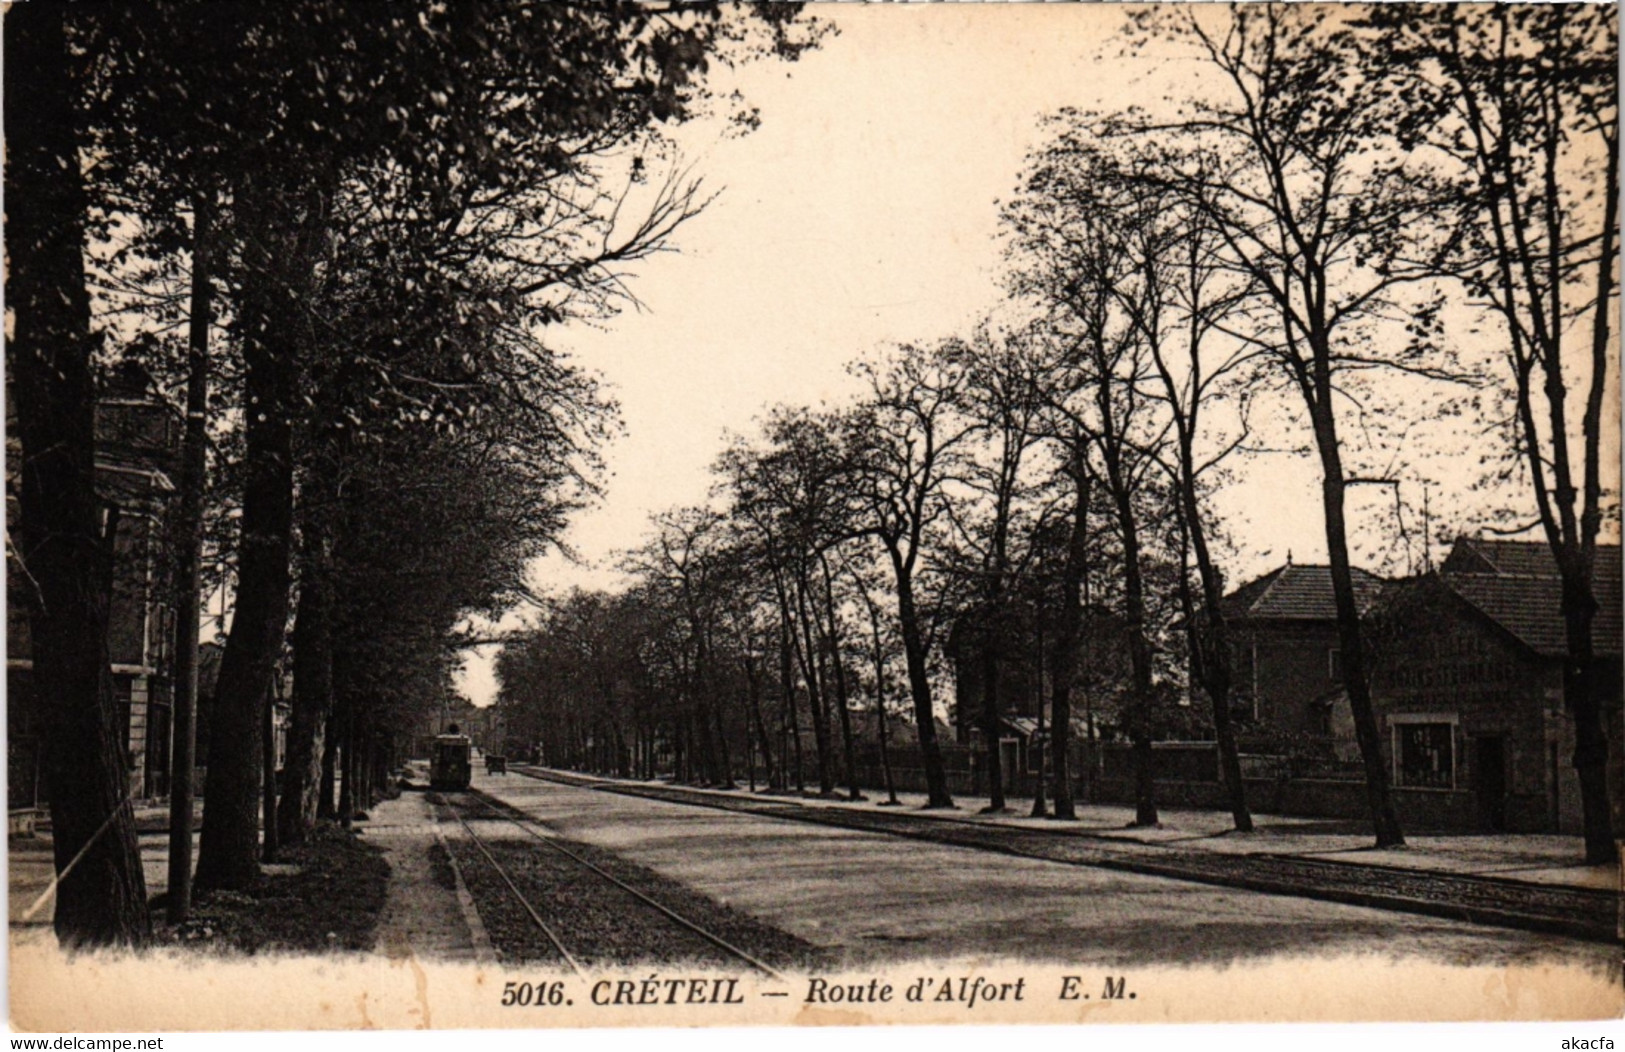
[472,772,1615,970]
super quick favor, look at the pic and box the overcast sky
[453,4,1609,706]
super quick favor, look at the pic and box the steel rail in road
[513,767,1620,946]
[450,790,788,980]
[436,792,586,976]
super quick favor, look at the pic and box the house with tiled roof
[1436,536,1623,657]
[1202,540,1621,833]
[1218,561,1388,739]
[1365,536,1622,834]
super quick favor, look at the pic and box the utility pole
[1030,605,1047,818]
[167,193,212,924]
[1422,483,1432,573]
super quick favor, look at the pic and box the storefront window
[1396,722,1454,788]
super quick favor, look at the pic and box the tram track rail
[514,767,1621,946]
[437,792,587,974]
[433,789,795,974]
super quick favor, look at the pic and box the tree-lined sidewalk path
[366,788,494,966]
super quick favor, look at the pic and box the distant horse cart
[485,754,507,775]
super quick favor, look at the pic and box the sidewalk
[9,786,491,965]
[7,800,195,927]
[537,771,1620,894]
[362,783,492,964]
[10,785,494,965]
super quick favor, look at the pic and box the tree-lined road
[463,773,1614,969]
[8,2,1616,959]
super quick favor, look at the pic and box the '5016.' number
[501,981,568,1007]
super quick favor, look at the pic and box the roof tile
[1441,539,1622,659]
[1225,564,1386,621]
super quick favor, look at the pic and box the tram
[429,733,473,790]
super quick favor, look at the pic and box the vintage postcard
[5,0,1621,1039]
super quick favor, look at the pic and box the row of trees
[498,6,1618,862]
[497,340,1198,816]
[7,2,819,947]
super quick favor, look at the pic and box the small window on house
[1396,723,1454,789]
[1233,642,1260,719]
[113,675,135,774]
[1328,647,1343,684]
[1313,700,1333,737]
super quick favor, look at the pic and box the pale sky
[453,4,1611,706]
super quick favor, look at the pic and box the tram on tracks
[429,733,473,790]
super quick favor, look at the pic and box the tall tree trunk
[1149,282,1253,833]
[195,186,307,891]
[356,710,373,812]
[867,604,900,806]
[1030,614,1048,818]
[1558,572,1614,863]
[1123,528,1158,826]
[337,705,356,827]
[701,628,735,788]
[6,4,152,946]
[261,682,279,862]
[832,648,860,800]
[193,339,293,888]
[1308,390,1404,847]
[792,571,836,795]
[683,719,694,782]
[318,716,338,818]
[693,701,719,785]
[682,645,715,785]
[1048,451,1090,821]
[357,712,375,811]
[979,480,1020,814]
[354,715,370,812]
[875,689,898,806]
[744,651,776,791]
[167,190,214,923]
[686,700,706,782]
[1102,439,1157,827]
[779,614,805,792]
[1562,65,1620,860]
[712,694,736,788]
[978,615,1008,811]
[820,556,863,800]
[889,544,954,808]
[1159,357,1252,831]
[278,539,333,846]
[1458,3,1621,865]
[1180,485,1253,833]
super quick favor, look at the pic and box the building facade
[1367,538,1623,833]
[7,364,181,808]
[1220,562,1386,743]
[1210,540,1621,833]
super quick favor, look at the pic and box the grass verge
[155,823,390,954]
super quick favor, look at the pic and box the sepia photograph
[4,0,1621,1037]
